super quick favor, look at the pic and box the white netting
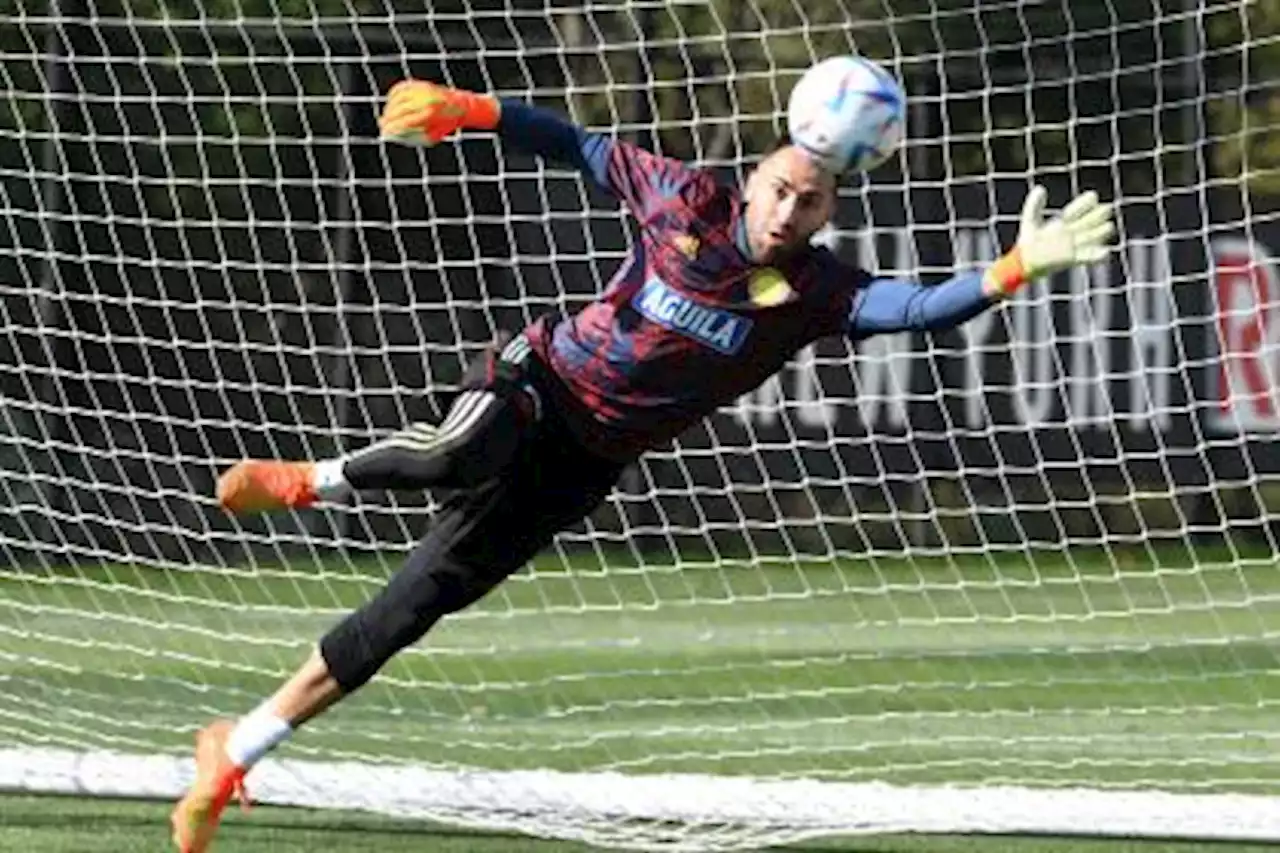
[2,1,1280,850]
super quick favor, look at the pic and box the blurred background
[1,0,1277,564]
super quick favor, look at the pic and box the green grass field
[3,794,1279,852]
[2,543,1279,851]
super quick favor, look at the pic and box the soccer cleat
[216,460,318,514]
[171,719,249,853]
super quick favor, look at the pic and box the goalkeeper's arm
[378,80,610,184]
[377,79,690,214]
[844,185,1115,340]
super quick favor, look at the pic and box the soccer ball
[787,55,906,175]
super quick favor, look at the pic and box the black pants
[319,333,626,693]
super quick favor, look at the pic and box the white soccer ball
[787,55,906,175]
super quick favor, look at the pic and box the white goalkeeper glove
[984,185,1115,297]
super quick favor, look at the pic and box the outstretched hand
[378,79,501,148]
[985,185,1116,296]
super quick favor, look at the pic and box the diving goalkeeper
[171,80,1113,851]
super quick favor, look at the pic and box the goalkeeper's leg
[171,385,625,853]
[216,333,541,514]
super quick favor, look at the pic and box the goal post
[3,0,1280,850]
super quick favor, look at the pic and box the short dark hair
[761,134,838,184]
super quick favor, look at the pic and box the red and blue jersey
[499,101,993,462]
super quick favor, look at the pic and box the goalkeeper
[172,80,1113,851]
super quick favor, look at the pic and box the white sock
[312,458,349,500]
[225,702,293,769]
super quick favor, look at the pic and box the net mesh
[2,1,1280,849]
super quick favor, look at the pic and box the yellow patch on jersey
[748,268,793,307]
[674,233,700,259]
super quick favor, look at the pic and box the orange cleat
[170,719,249,853]
[216,460,317,515]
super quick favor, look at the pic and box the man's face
[743,146,837,264]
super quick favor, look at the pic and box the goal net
[2,0,1279,849]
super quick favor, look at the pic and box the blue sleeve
[496,99,612,191]
[845,271,994,341]
[497,99,695,219]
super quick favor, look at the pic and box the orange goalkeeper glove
[377,79,501,147]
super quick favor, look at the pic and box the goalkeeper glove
[378,79,501,147]
[984,185,1115,297]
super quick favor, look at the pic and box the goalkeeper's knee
[318,545,499,693]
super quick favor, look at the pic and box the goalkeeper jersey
[499,101,994,462]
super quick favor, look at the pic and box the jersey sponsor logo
[674,233,700,260]
[748,268,793,307]
[634,277,752,355]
